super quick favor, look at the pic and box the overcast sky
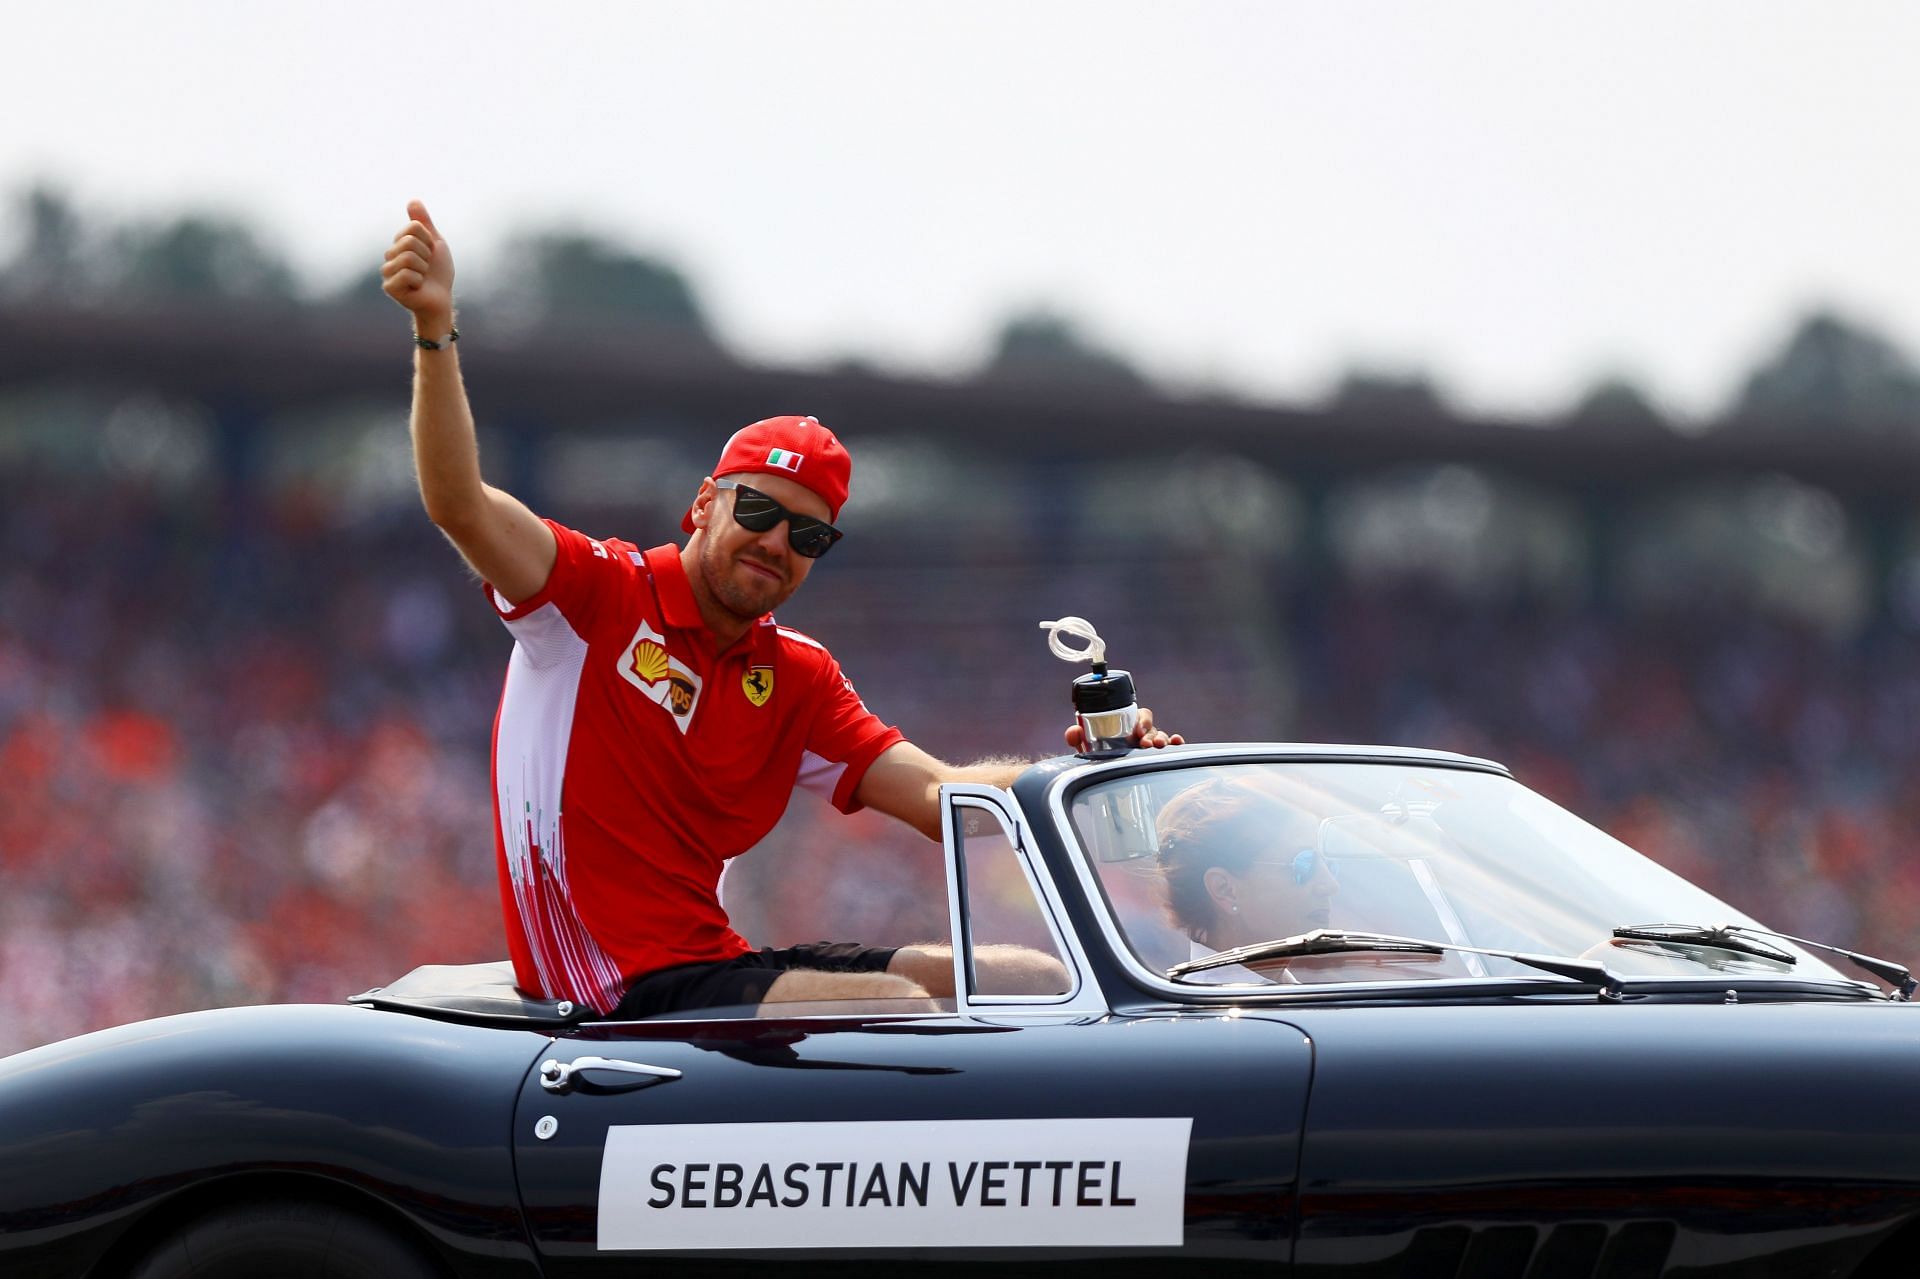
[6,1,1917,420]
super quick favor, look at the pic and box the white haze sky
[5,1,1918,420]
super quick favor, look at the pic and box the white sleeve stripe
[775,626,829,653]
[501,598,584,670]
[796,749,848,802]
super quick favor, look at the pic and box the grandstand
[4,297,1919,1052]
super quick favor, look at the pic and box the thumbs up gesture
[382,199,455,330]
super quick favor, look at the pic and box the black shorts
[609,941,901,1019]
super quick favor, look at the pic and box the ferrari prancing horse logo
[743,666,774,707]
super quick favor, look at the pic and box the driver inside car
[1155,779,1340,983]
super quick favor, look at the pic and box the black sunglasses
[1247,848,1339,885]
[715,479,843,559]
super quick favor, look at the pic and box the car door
[511,785,1312,1275]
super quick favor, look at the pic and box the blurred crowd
[5,458,1920,1053]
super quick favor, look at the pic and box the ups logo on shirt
[665,671,698,716]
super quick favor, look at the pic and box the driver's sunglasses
[715,479,843,559]
[1250,848,1338,885]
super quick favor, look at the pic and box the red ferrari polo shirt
[486,521,904,1012]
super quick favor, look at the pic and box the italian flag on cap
[766,448,805,473]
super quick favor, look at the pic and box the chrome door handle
[539,1056,683,1094]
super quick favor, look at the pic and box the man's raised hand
[381,200,455,331]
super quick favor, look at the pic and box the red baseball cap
[682,415,852,532]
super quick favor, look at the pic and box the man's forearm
[384,204,557,601]
[856,745,1031,842]
[409,331,488,531]
[940,757,1030,791]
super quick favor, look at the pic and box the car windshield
[1067,759,1853,988]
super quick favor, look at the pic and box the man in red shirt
[382,202,1177,1016]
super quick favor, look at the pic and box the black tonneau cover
[350,960,592,1028]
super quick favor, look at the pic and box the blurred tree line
[3,182,1918,431]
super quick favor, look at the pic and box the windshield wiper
[1613,923,1915,1000]
[1169,928,1624,1001]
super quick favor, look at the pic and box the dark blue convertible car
[3,743,1918,1277]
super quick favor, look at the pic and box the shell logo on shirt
[618,620,703,733]
[631,640,670,683]
[742,666,774,707]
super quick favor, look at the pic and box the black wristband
[413,327,459,351]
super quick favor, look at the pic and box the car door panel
[512,1011,1309,1274]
